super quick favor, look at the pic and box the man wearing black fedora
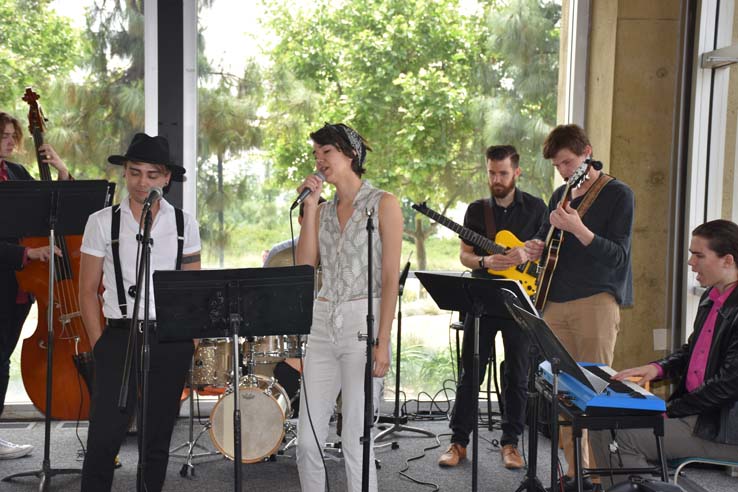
[78,133,201,491]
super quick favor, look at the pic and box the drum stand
[169,366,220,476]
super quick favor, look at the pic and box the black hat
[108,133,185,179]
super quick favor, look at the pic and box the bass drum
[209,375,291,463]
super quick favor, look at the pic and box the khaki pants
[543,292,620,477]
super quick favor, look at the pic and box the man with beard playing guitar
[438,145,547,470]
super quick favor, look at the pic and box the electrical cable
[397,432,446,491]
[401,384,455,422]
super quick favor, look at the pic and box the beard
[490,180,516,199]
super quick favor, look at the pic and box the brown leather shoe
[438,443,467,467]
[501,444,524,469]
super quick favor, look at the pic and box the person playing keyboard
[590,219,738,488]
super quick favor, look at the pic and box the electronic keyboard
[538,361,666,416]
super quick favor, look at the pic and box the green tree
[473,0,561,198]
[35,0,148,183]
[261,0,489,269]
[0,0,84,112]
[198,66,263,266]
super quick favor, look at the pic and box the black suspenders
[110,204,185,318]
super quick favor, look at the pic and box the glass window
[198,0,562,402]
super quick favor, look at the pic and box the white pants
[297,299,385,492]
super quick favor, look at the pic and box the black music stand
[415,272,536,492]
[154,266,314,492]
[503,299,580,492]
[0,180,111,491]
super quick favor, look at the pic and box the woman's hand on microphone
[297,173,323,208]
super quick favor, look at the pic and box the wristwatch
[478,256,485,269]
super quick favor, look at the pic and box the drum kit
[172,334,304,472]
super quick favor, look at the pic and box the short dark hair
[309,123,371,176]
[542,124,591,159]
[299,196,326,217]
[692,219,738,262]
[486,145,519,168]
[0,112,23,148]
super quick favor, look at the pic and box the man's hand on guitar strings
[524,239,545,261]
[550,203,595,246]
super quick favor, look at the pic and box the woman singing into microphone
[295,123,402,492]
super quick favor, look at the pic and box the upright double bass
[16,88,94,420]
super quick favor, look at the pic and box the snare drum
[209,375,291,463]
[192,339,233,387]
[243,336,284,364]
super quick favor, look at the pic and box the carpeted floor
[0,413,736,491]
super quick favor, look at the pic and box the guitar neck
[415,205,506,255]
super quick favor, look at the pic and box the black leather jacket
[656,286,738,444]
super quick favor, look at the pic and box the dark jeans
[450,314,530,447]
[81,325,193,492]
[274,361,300,417]
[0,301,32,416]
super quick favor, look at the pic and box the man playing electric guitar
[438,145,546,470]
[525,124,634,491]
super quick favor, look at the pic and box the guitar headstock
[566,161,590,190]
[411,201,428,213]
[22,87,47,135]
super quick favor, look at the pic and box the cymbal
[264,246,296,268]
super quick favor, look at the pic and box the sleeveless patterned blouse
[317,181,385,340]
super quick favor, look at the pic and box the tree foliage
[261,0,487,267]
[0,0,84,111]
[260,0,560,268]
[474,0,560,196]
[2,0,560,270]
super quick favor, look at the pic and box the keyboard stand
[537,379,669,492]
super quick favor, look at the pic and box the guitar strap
[575,173,613,218]
[482,198,498,240]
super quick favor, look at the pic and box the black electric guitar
[534,161,591,311]
[411,202,539,295]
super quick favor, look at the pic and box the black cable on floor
[403,380,456,421]
[398,432,446,491]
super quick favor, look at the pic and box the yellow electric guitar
[411,202,539,295]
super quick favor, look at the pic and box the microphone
[143,186,163,210]
[291,172,325,210]
[399,258,412,294]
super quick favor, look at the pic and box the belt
[105,318,157,330]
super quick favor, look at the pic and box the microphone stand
[359,207,375,492]
[118,202,154,492]
[375,261,434,443]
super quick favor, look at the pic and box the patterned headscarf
[329,123,367,166]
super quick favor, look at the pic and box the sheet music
[581,369,609,395]
[497,279,537,314]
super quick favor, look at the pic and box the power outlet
[653,329,667,351]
